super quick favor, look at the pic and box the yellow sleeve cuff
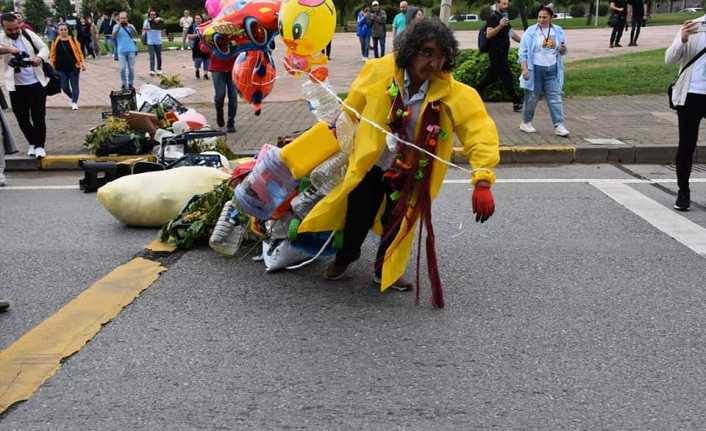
[471,169,496,186]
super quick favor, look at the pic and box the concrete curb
[5,145,705,171]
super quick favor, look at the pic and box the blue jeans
[194,58,209,71]
[358,35,370,58]
[118,51,136,87]
[103,35,113,53]
[372,36,385,58]
[212,71,237,122]
[522,64,564,126]
[57,69,80,103]
[148,44,162,71]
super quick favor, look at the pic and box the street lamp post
[440,0,452,23]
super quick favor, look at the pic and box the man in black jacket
[476,0,522,112]
[628,0,646,46]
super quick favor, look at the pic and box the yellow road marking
[0,257,167,413]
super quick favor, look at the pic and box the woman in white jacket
[666,15,706,211]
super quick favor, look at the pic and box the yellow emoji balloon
[278,0,336,57]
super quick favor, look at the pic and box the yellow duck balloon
[278,0,336,77]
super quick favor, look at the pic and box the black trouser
[630,16,645,44]
[337,166,398,275]
[9,83,46,149]
[610,16,625,45]
[476,50,520,105]
[676,93,706,193]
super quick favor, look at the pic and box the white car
[679,7,704,13]
[449,14,479,22]
[553,13,573,19]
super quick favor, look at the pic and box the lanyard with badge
[539,25,555,51]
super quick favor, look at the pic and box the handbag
[667,46,706,110]
[21,29,61,96]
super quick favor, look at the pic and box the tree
[96,0,129,15]
[333,0,358,26]
[23,0,51,32]
[0,0,13,13]
[55,0,75,18]
[81,0,98,17]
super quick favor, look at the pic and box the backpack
[478,23,488,53]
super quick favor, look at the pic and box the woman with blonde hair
[49,23,86,110]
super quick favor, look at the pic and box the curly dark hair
[393,17,459,72]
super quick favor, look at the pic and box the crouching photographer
[0,12,50,158]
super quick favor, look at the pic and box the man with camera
[0,13,49,158]
[112,12,139,90]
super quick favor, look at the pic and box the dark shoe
[227,120,236,133]
[609,43,614,48]
[195,69,200,79]
[325,260,350,280]
[204,73,209,80]
[615,43,623,47]
[674,190,690,211]
[374,274,414,292]
[512,102,523,113]
[216,110,225,128]
[633,42,638,46]
[0,299,9,312]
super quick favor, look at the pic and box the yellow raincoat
[299,54,500,291]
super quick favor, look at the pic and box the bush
[507,2,519,20]
[570,4,586,17]
[479,5,492,21]
[452,48,522,102]
[598,3,609,16]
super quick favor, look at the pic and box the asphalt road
[1,164,706,430]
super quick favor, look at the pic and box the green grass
[563,48,678,96]
[448,12,696,31]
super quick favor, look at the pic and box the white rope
[280,60,494,178]
[285,230,335,270]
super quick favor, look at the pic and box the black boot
[195,69,200,79]
[227,119,235,133]
[216,109,225,128]
[674,190,690,211]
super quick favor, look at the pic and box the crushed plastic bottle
[209,200,245,256]
[302,80,340,126]
[291,185,324,219]
[310,151,349,195]
[334,112,356,154]
[234,145,298,220]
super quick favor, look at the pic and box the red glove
[472,183,495,223]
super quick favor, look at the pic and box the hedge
[453,48,522,102]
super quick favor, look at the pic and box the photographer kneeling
[0,12,49,158]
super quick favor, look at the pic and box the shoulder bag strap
[21,29,38,55]
[678,45,706,78]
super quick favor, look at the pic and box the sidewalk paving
[5,94,704,169]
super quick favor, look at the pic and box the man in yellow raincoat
[298,18,499,307]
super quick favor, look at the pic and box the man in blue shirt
[112,12,138,90]
[142,9,163,75]
[392,1,408,37]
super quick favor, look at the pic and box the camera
[8,51,32,73]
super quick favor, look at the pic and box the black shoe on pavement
[0,299,9,312]
[674,190,690,211]
[513,102,523,112]
[325,260,351,280]
[609,43,614,48]
[204,73,209,80]
[615,43,623,47]
[227,120,236,133]
[216,110,225,128]
[195,69,200,79]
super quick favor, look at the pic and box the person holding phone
[666,14,706,211]
[518,6,569,137]
[142,9,163,75]
[609,0,627,47]
[111,12,138,90]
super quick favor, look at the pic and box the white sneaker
[0,172,6,187]
[519,122,536,133]
[156,69,163,74]
[71,102,79,110]
[35,147,46,158]
[554,124,570,137]
[149,70,156,76]
[27,145,36,157]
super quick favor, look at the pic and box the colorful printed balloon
[233,50,276,115]
[278,0,336,75]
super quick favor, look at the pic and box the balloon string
[275,60,493,178]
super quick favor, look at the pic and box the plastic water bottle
[334,112,356,154]
[209,200,244,256]
[302,80,340,126]
[310,151,349,195]
[291,186,324,219]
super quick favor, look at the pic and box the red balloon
[233,51,276,116]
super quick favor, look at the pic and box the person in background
[368,0,387,58]
[99,13,115,56]
[14,13,32,31]
[50,23,85,110]
[143,9,163,75]
[476,0,523,112]
[112,11,138,90]
[88,16,100,57]
[628,0,646,46]
[0,13,50,158]
[518,5,569,137]
[609,0,627,47]
[356,6,371,61]
[665,15,706,211]
[77,16,92,57]
[392,1,408,38]
[44,18,57,44]
[188,14,209,79]
[180,10,193,50]
[209,50,237,132]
